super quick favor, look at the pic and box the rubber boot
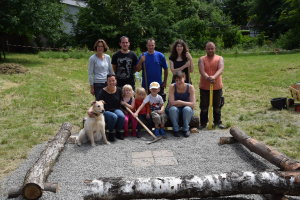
[108,130,116,142]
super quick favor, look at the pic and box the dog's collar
[93,110,105,116]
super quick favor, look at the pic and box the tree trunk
[9,122,72,200]
[83,171,300,200]
[230,127,300,171]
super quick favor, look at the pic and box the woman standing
[88,39,114,100]
[169,39,193,84]
[167,71,195,137]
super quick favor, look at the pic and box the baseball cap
[149,82,160,89]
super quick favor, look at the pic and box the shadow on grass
[0,57,45,67]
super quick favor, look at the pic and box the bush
[276,28,300,50]
[239,35,258,49]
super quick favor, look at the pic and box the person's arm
[169,60,189,74]
[133,53,139,73]
[198,57,209,81]
[162,68,168,88]
[112,64,117,73]
[106,56,114,75]
[187,52,194,73]
[159,105,165,113]
[134,102,146,117]
[168,84,175,106]
[136,54,145,72]
[121,98,135,110]
[88,57,95,95]
[171,85,196,108]
[162,56,168,88]
[211,56,224,81]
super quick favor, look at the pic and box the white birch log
[83,171,300,200]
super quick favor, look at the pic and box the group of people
[87,36,225,142]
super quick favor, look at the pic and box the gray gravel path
[1,129,299,200]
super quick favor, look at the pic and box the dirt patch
[0,63,28,74]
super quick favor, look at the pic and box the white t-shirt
[143,94,164,111]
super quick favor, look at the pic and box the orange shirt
[199,55,223,90]
[135,98,150,115]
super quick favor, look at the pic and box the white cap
[149,82,160,89]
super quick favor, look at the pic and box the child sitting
[134,88,151,137]
[121,85,137,137]
[134,82,167,137]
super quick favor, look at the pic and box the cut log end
[219,136,237,144]
[22,183,42,200]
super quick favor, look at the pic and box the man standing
[112,36,138,89]
[136,39,168,99]
[198,42,225,129]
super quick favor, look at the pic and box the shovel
[125,107,162,144]
[208,83,214,130]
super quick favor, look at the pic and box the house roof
[61,0,86,8]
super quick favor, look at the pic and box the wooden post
[83,171,300,200]
[8,122,72,200]
[230,127,300,171]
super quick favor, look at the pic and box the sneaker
[108,131,115,142]
[154,128,160,136]
[136,131,142,138]
[182,130,190,138]
[159,128,166,136]
[173,131,180,137]
[216,123,225,129]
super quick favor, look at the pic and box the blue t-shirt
[139,51,168,89]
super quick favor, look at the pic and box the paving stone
[132,157,154,167]
[131,150,153,158]
[154,156,178,166]
[152,149,174,157]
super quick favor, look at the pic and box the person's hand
[90,86,95,95]
[140,55,146,63]
[133,112,138,118]
[146,113,150,119]
[87,107,95,118]
[208,76,215,83]
[121,101,126,106]
[186,52,192,60]
[157,110,164,114]
[162,81,166,88]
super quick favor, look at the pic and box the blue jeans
[168,106,194,132]
[104,109,125,132]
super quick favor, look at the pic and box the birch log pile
[83,171,300,200]
[8,122,72,200]
[230,127,300,171]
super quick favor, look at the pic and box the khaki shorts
[151,110,167,126]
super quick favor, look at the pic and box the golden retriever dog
[76,101,110,146]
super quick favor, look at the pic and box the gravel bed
[1,129,299,200]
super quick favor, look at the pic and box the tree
[249,0,285,39]
[0,0,64,45]
[276,0,300,49]
[222,0,252,26]
[75,0,240,50]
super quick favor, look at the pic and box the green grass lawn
[0,52,299,179]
